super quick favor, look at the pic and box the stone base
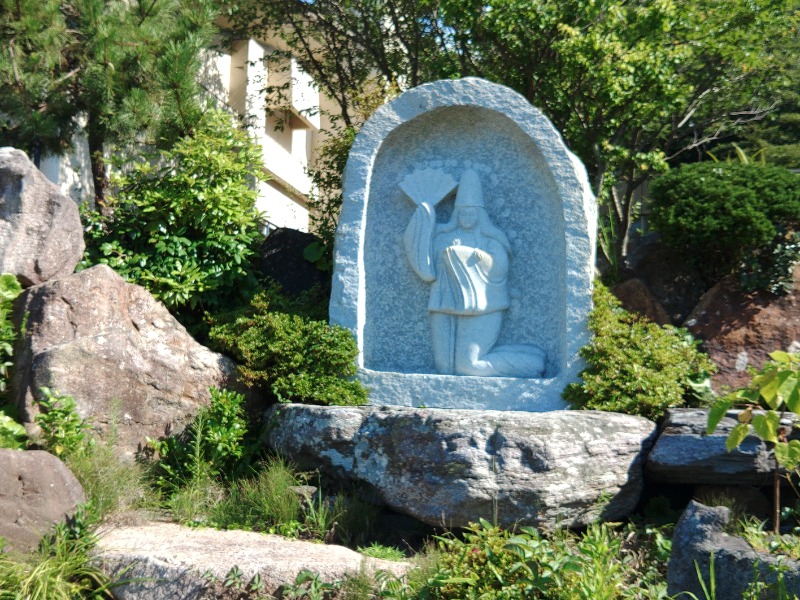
[359,368,570,411]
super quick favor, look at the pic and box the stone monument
[330,77,596,410]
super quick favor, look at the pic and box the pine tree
[0,0,218,209]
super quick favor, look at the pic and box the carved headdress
[454,169,485,208]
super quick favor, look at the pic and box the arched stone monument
[330,78,596,410]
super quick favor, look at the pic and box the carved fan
[400,168,457,207]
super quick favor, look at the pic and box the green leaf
[775,440,800,471]
[752,411,780,444]
[707,398,734,434]
[769,350,794,365]
[726,422,751,452]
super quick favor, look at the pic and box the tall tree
[230,0,798,268]
[0,0,218,209]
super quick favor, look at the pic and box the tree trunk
[87,126,110,216]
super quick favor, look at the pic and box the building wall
[40,36,318,233]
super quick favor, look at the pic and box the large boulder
[684,266,800,392]
[0,147,84,287]
[266,405,657,529]
[668,501,800,598]
[611,278,671,325]
[12,265,241,459]
[646,408,781,486]
[0,449,85,552]
[97,522,409,600]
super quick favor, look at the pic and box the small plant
[34,388,94,458]
[211,456,303,532]
[357,543,407,561]
[148,387,248,494]
[209,290,367,406]
[281,569,340,599]
[563,282,716,420]
[707,350,800,533]
[0,273,22,396]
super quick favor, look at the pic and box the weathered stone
[611,278,671,325]
[97,522,409,600]
[684,266,800,392]
[258,227,329,297]
[0,147,84,287]
[668,501,800,598]
[266,404,657,529]
[647,409,780,486]
[331,77,596,411]
[12,265,241,459]
[0,449,85,552]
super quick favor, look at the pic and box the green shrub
[209,290,367,406]
[0,411,26,449]
[0,273,21,396]
[81,109,266,328]
[650,162,800,292]
[563,283,715,421]
[148,387,248,494]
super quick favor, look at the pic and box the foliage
[281,569,340,600]
[563,283,716,420]
[229,0,797,268]
[0,411,26,450]
[0,0,218,204]
[209,289,367,406]
[0,273,21,395]
[0,507,115,599]
[210,457,303,533]
[34,388,94,458]
[650,162,800,291]
[81,110,266,328]
[148,387,248,495]
[707,350,800,533]
[357,543,406,561]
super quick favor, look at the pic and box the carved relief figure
[402,168,545,377]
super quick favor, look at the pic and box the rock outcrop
[646,408,781,486]
[684,266,800,392]
[12,265,241,459]
[0,449,85,552]
[0,147,84,287]
[611,278,671,325]
[668,501,800,598]
[266,405,657,529]
[97,522,409,600]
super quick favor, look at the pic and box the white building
[40,35,325,233]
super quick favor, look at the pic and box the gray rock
[266,404,657,529]
[0,147,84,287]
[668,501,800,598]
[97,522,409,599]
[11,265,241,460]
[647,408,780,486]
[0,449,85,552]
[331,77,596,411]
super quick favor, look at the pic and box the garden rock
[684,266,800,392]
[97,522,409,599]
[266,404,657,529]
[611,278,671,325]
[0,147,84,287]
[0,449,85,552]
[668,501,800,598]
[259,227,329,296]
[647,408,782,486]
[11,265,241,459]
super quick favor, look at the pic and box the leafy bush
[81,109,266,327]
[650,162,800,292]
[34,388,94,458]
[0,411,26,449]
[563,283,715,420]
[209,289,367,406]
[148,387,248,494]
